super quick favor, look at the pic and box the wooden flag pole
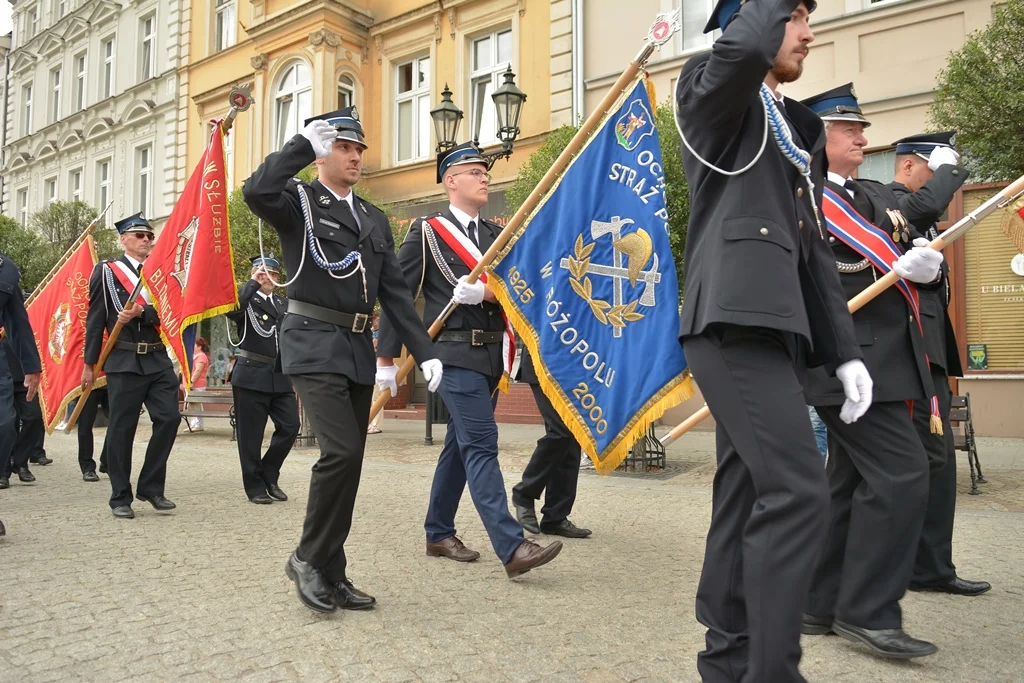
[368,11,683,423]
[659,172,1024,448]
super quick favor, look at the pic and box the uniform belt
[436,330,503,346]
[237,349,276,365]
[286,299,370,333]
[114,340,165,355]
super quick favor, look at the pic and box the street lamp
[429,66,527,169]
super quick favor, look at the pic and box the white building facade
[2,0,186,231]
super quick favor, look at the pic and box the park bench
[950,393,985,495]
[180,385,237,441]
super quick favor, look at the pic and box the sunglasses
[127,232,154,240]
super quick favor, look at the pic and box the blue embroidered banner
[488,78,692,473]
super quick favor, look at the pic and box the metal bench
[180,386,237,441]
[949,393,985,495]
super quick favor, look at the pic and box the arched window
[274,62,312,149]
[337,74,355,110]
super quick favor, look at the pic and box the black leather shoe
[267,484,288,502]
[98,463,108,474]
[31,455,53,466]
[112,506,135,519]
[83,471,100,483]
[0,477,9,489]
[284,552,336,613]
[0,518,5,537]
[333,579,376,610]
[802,613,834,635]
[17,467,35,483]
[910,576,992,596]
[249,493,274,504]
[832,620,937,659]
[136,494,176,512]
[540,519,592,538]
[515,503,540,534]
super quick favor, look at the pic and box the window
[74,52,87,112]
[859,150,897,184]
[16,189,28,227]
[676,0,716,52]
[55,0,66,19]
[69,168,83,202]
[21,84,32,136]
[469,30,512,144]
[44,177,57,206]
[97,158,112,220]
[139,15,156,81]
[27,6,38,40]
[394,56,430,163]
[101,37,115,99]
[214,0,236,51]
[136,145,153,215]
[273,62,312,150]
[50,67,61,122]
[337,74,355,110]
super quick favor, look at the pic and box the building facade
[1,0,185,230]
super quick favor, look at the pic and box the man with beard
[674,1,868,680]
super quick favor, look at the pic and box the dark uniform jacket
[516,345,539,386]
[805,178,934,405]
[0,255,40,377]
[378,208,506,379]
[242,133,436,384]
[225,279,293,393]
[674,0,860,374]
[888,165,968,377]
[84,255,171,376]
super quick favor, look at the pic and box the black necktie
[844,179,874,219]
[466,220,479,248]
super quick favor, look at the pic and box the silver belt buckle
[471,330,484,346]
[136,342,149,354]
[351,313,368,334]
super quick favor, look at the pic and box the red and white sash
[107,259,153,305]
[425,215,516,392]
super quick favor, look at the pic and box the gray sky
[1,2,11,36]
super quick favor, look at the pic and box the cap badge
[949,133,957,147]
[350,107,359,122]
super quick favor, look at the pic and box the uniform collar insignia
[359,201,368,215]
[317,195,331,207]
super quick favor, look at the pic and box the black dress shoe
[17,467,35,483]
[0,518,5,537]
[333,579,376,610]
[515,503,541,534]
[136,495,177,512]
[802,613,834,635]
[832,620,937,659]
[284,552,336,613]
[249,493,274,504]
[0,477,9,489]
[112,506,135,519]
[540,519,592,538]
[267,484,288,502]
[31,455,53,466]
[98,463,108,474]
[911,576,992,596]
[83,471,100,483]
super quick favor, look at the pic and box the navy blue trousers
[425,365,524,563]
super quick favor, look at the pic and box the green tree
[931,0,1024,181]
[0,215,47,290]
[504,97,690,288]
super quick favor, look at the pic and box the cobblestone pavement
[1,418,1021,682]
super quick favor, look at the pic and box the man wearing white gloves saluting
[377,141,563,580]
[243,106,442,614]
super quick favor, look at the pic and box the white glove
[892,237,944,283]
[927,146,959,172]
[375,364,399,397]
[301,120,337,159]
[453,275,486,305]
[420,359,443,393]
[836,359,873,424]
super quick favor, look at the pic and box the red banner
[142,125,238,389]
[25,237,103,432]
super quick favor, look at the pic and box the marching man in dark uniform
[675,2,869,680]
[1,339,46,487]
[226,255,300,505]
[377,142,564,579]
[82,213,179,519]
[243,106,442,614]
[0,253,41,535]
[801,85,944,658]
[77,388,110,481]
[512,346,591,538]
[888,132,991,597]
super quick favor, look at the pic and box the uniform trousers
[233,385,299,498]
[911,368,958,588]
[77,388,110,474]
[0,357,15,475]
[426,365,525,564]
[105,368,179,509]
[511,383,582,525]
[3,384,44,477]
[683,324,829,683]
[808,401,929,628]
[291,373,372,583]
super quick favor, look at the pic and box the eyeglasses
[128,232,154,241]
[450,168,492,182]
